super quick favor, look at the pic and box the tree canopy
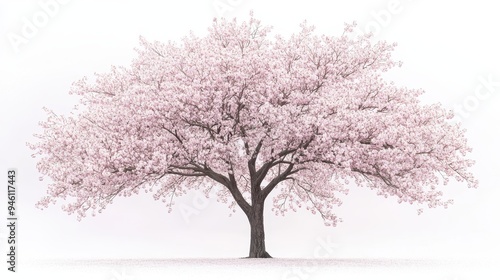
[30,14,477,228]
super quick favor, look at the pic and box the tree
[30,14,477,258]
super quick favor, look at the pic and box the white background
[0,0,499,278]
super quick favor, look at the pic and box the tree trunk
[247,203,272,258]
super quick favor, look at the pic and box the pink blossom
[30,14,476,228]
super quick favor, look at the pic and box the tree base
[246,251,272,258]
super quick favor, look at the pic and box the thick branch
[203,165,252,214]
[248,140,264,194]
[260,163,295,200]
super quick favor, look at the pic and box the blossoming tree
[30,14,477,258]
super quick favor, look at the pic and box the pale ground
[3,258,498,280]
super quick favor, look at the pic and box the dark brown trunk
[247,203,272,258]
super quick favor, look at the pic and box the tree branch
[260,163,294,200]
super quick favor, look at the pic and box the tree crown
[30,13,477,224]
